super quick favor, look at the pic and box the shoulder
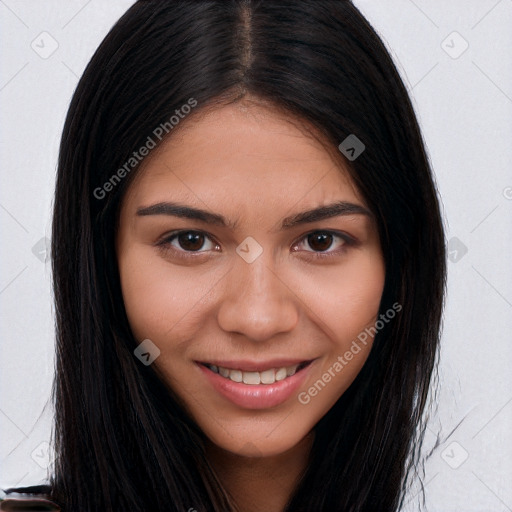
[0,485,60,511]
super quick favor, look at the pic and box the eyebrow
[136,200,372,230]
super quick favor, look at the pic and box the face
[116,99,385,458]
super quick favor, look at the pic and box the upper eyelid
[158,229,219,244]
[158,229,353,251]
[292,231,354,251]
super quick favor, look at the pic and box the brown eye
[292,230,354,259]
[306,232,334,252]
[158,230,218,256]
[177,231,206,251]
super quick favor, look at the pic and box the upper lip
[197,358,314,372]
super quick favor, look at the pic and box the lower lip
[197,362,314,410]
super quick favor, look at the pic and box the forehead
[123,100,362,208]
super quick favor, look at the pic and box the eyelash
[156,230,356,261]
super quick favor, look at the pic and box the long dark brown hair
[44,0,446,510]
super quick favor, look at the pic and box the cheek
[293,251,385,404]
[293,250,385,339]
[118,248,219,343]
[331,262,385,337]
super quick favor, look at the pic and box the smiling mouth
[200,360,313,385]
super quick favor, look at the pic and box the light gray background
[1,1,511,510]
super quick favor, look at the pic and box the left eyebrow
[136,200,372,231]
[280,201,372,229]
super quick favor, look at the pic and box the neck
[205,432,315,512]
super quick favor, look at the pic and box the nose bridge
[216,248,298,341]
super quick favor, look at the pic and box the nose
[216,253,299,342]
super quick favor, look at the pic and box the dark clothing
[0,485,60,511]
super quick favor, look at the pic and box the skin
[116,97,385,511]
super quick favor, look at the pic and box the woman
[1,0,446,510]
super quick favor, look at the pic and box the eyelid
[291,230,356,256]
[156,230,220,255]
[156,229,356,259]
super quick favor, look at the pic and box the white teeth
[207,363,302,385]
[286,365,298,377]
[229,369,243,383]
[275,368,287,381]
[242,371,260,385]
[260,369,275,384]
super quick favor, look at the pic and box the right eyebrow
[136,202,234,228]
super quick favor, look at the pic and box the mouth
[199,360,313,385]
[196,359,316,410]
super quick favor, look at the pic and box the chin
[203,421,314,459]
